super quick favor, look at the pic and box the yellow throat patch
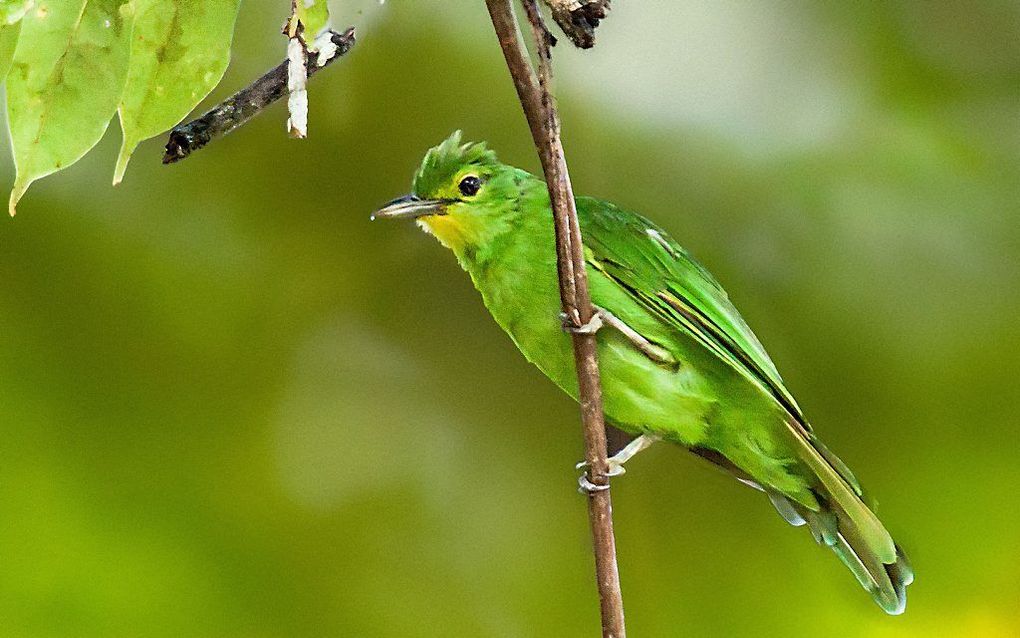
[417,214,482,255]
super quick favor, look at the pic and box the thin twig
[162,27,356,164]
[485,2,626,636]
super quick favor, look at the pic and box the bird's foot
[560,310,603,335]
[577,474,610,494]
[575,458,625,494]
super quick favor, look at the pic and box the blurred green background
[2,1,1019,636]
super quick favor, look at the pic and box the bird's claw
[575,459,625,494]
[578,474,611,494]
[560,311,603,335]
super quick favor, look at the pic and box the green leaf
[113,0,240,185]
[0,0,33,24]
[297,0,329,41]
[0,1,30,85]
[7,0,131,215]
[289,0,329,49]
[0,20,19,81]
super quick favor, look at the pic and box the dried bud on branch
[542,0,611,49]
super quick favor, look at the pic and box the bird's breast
[470,250,580,395]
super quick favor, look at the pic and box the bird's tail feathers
[771,488,913,614]
[769,421,914,614]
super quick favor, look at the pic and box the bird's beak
[371,194,448,221]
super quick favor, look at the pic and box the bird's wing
[576,199,907,604]
[576,196,805,423]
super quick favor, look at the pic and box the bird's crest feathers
[413,131,499,197]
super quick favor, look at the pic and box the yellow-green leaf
[7,0,131,215]
[113,0,240,185]
[294,0,329,48]
[0,20,19,80]
[0,0,33,24]
[1,1,31,84]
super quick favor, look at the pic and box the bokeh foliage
[1,1,1019,636]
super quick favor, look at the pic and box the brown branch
[162,27,356,164]
[485,2,626,636]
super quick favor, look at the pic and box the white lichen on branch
[286,37,308,138]
[285,0,334,138]
[311,30,339,65]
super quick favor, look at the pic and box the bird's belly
[596,335,714,443]
[482,281,714,444]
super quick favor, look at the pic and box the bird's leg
[576,434,661,493]
[571,306,677,366]
[577,433,661,476]
[609,433,661,469]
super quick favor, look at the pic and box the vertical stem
[485,2,626,636]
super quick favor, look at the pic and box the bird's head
[373,131,534,260]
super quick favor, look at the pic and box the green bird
[374,132,913,614]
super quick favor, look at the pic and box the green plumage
[381,132,913,614]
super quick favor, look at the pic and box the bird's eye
[458,175,482,197]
